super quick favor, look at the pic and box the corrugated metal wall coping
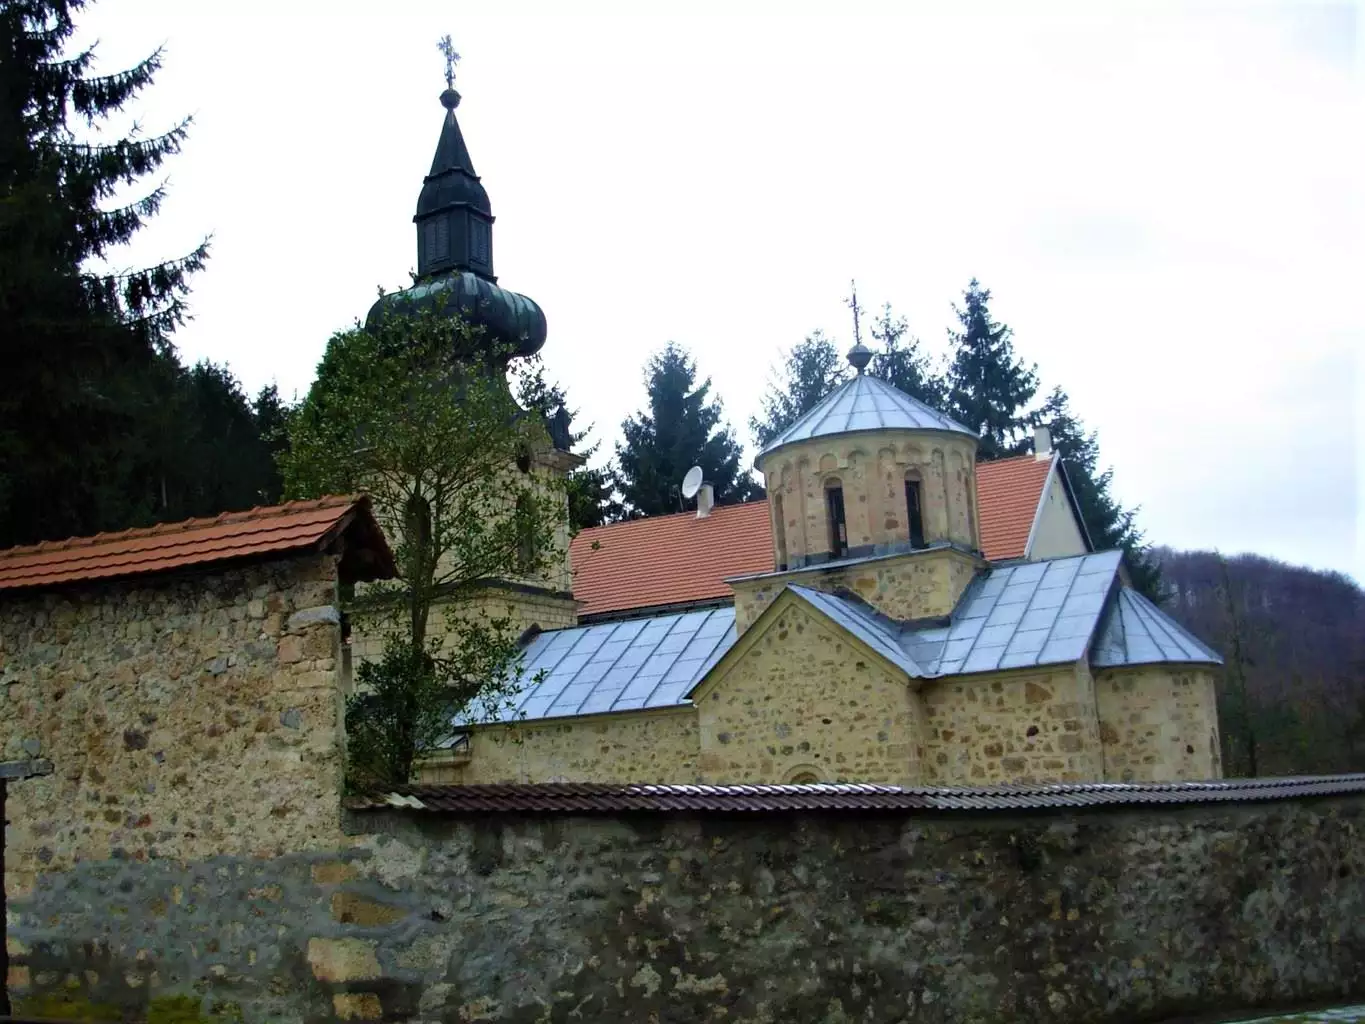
[346,774,1365,815]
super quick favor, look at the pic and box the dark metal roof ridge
[578,595,735,625]
[347,774,1365,815]
[724,541,978,585]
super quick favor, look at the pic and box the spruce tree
[869,302,948,409]
[945,279,1038,459]
[749,331,849,449]
[0,0,208,545]
[512,356,623,530]
[1035,386,1162,600]
[616,343,757,517]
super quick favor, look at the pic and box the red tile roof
[569,502,774,617]
[0,496,394,593]
[347,774,1365,814]
[571,457,1061,617]
[975,454,1054,562]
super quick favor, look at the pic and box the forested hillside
[1157,548,1365,776]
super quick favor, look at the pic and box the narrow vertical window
[825,481,847,558]
[773,493,788,571]
[905,478,926,549]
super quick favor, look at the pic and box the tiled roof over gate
[0,496,394,592]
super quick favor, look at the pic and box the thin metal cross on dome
[438,35,460,89]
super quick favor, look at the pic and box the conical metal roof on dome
[757,373,975,464]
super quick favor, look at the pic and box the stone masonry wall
[731,547,981,634]
[1096,665,1223,781]
[7,795,1364,1023]
[0,555,348,880]
[416,707,700,785]
[921,663,1105,784]
[351,584,577,666]
[695,598,922,784]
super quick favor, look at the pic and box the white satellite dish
[681,465,705,500]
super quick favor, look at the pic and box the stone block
[312,860,358,886]
[287,605,340,631]
[331,891,408,927]
[307,937,381,983]
[333,992,383,1020]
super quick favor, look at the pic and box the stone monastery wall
[0,553,1344,1024]
[0,555,348,874]
[1096,665,1223,782]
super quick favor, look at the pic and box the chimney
[1034,425,1052,461]
[696,483,714,519]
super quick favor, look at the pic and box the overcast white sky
[73,1,1362,581]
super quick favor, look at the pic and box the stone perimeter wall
[6,796,1364,1023]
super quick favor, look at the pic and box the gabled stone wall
[694,598,922,784]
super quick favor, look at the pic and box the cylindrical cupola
[755,345,980,570]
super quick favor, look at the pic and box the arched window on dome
[773,492,788,571]
[904,472,926,549]
[825,478,847,559]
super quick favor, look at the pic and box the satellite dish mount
[681,466,714,519]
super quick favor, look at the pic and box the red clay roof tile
[0,496,391,592]
[570,457,1058,617]
[569,502,774,618]
[975,454,1054,563]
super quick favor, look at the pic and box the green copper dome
[367,68,546,361]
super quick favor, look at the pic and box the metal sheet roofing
[757,373,975,461]
[467,606,737,724]
[1093,588,1224,667]
[0,496,394,592]
[783,551,1220,679]
[348,773,1365,814]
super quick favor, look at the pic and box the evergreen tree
[0,0,208,546]
[945,279,1038,459]
[869,302,948,409]
[1035,386,1162,600]
[511,356,623,531]
[749,331,849,449]
[617,343,758,517]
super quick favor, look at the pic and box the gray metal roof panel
[1091,589,1224,668]
[787,586,925,677]
[756,373,975,461]
[456,606,738,725]
[907,550,1123,677]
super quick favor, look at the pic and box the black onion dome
[367,71,546,363]
[365,271,547,361]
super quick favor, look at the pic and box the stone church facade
[331,67,1227,789]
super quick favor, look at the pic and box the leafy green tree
[945,279,1038,459]
[282,307,563,787]
[869,303,948,409]
[1034,386,1162,600]
[617,343,759,517]
[0,0,209,545]
[750,331,850,449]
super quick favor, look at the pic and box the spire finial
[845,279,873,373]
[438,35,461,109]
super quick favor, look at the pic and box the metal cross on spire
[438,35,460,89]
[845,279,874,374]
[845,279,864,347]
